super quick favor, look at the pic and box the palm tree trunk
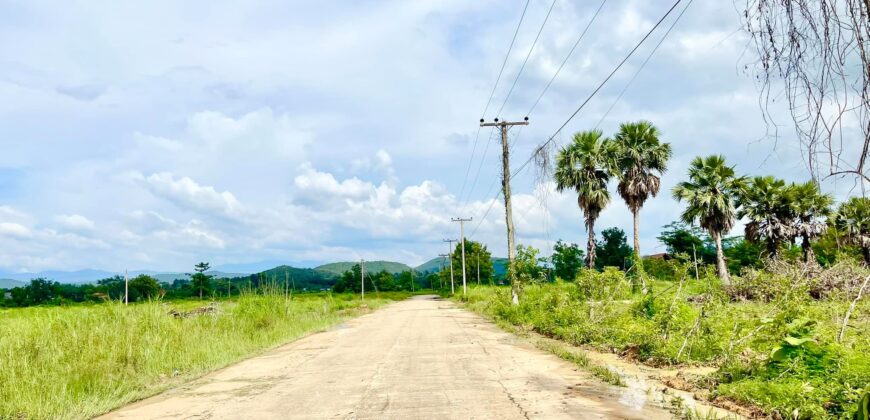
[713,231,730,285]
[632,209,641,256]
[586,218,597,269]
[801,235,816,264]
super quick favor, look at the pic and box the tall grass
[0,292,400,419]
[461,278,870,419]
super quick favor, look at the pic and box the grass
[459,273,870,419]
[0,291,405,419]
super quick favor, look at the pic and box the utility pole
[410,269,415,292]
[124,269,128,305]
[480,117,528,304]
[452,217,472,298]
[438,254,449,291]
[443,238,457,295]
[360,259,365,301]
[477,254,480,286]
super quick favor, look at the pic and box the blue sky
[0,0,849,273]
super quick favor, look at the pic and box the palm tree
[672,155,745,283]
[555,130,614,269]
[736,176,795,257]
[612,120,672,257]
[833,197,870,265]
[789,181,833,264]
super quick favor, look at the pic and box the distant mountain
[0,278,26,289]
[415,258,446,274]
[137,271,247,283]
[414,257,509,277]
[315,261,411,276]
[0,269,116,284]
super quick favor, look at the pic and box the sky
[0,0,858,273]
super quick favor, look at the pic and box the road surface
[102,295,675,419]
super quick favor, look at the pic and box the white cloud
[0,222,32,239]
[54,214,95,231]
[137,172,243,219]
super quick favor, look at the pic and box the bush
[575,267,632,301]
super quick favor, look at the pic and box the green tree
[833,197,870,265]
[788,181,833,263]
[128,274,160,301]
[450,240,493,286]
[722,236,765,274]
[595,227,633,270]
[552,240,584,281]
[672,155,745,282]
[333,264,362,293]
[190,262,213,299]
[612,121,672,258]
[554,130,614,268]
[508,245,546,286]
[737,176,795,258]
[657,221,715,264]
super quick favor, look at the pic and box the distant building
[644,253,672,260]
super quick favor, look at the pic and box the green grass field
[0,292,405,419]
[460,275,870,419]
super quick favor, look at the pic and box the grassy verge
[460,278,870,419]
[0,292,404,419]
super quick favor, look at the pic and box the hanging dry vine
[741,0,870,184]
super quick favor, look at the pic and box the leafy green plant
[854,388,869,420]
[769,318,817,363]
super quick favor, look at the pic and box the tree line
[552,120,869,285]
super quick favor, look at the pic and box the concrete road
[102,295,674,419]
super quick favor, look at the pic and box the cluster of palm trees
[672,159,870,283]
[556,121,870,284]
[555,120,671,269]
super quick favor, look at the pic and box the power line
[526,0,609,116]
[495,0,558,118]
[458,1,531,209]
[502,0,609,166]
[594,0,693,130]
[514,0,685,180]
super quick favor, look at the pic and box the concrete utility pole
[443,239,457,295]
[477,254,481,286]
[480,117,528,305]
[452,217,472,298]
[438,254,449,291]
[360,259,365,301]
[124,269,129,305]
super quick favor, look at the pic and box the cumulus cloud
[0,222,32,239]
[54,214,95,231]
[0,1,826,272]
[136,172,243,219]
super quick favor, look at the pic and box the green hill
[0,278,26,289]
[314,261,411,276]
[415,257,508,277]
[228,265,338,291]
[415,258,447,274]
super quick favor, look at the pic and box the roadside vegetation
[0,290,406,419]
[461,121,870,418]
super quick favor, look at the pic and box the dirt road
[102,295,675,419]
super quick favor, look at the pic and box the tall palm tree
[554,130,614,269]
[833,197,870,265]
[612,120,672,257]
[789,181,833,264]
[672,155,745,283]
[736,176,795,257]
